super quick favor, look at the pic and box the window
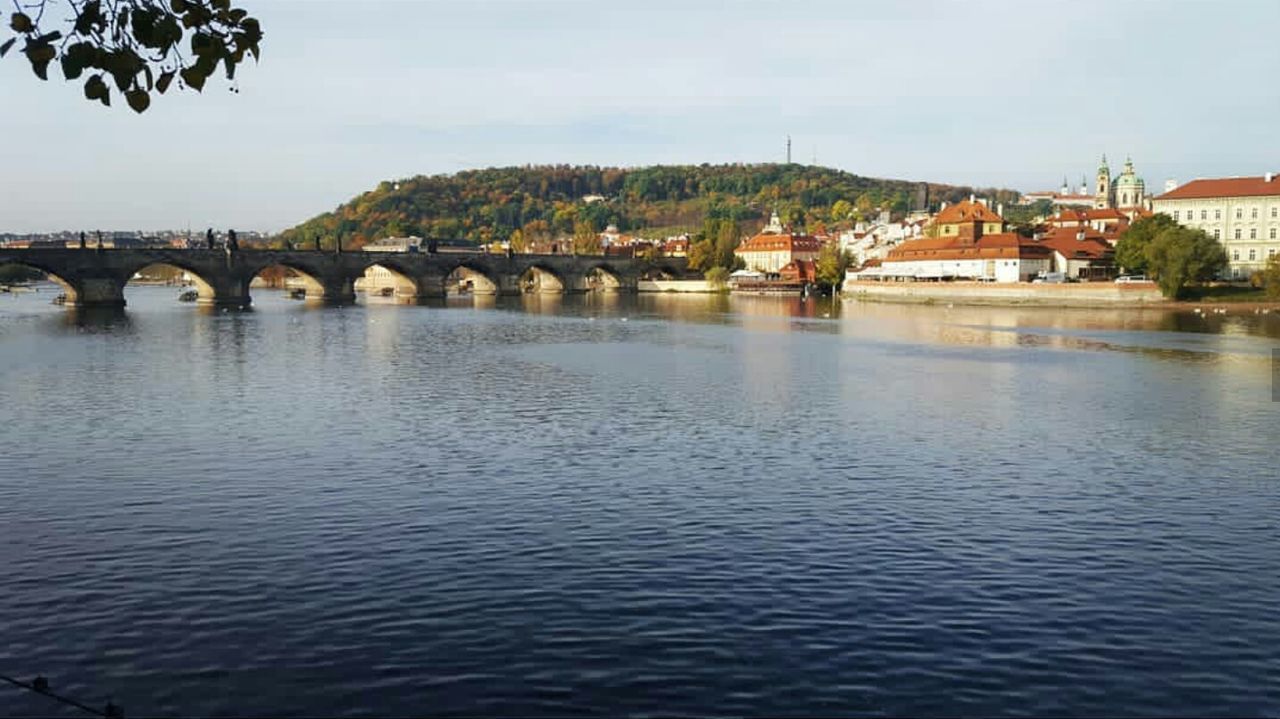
[1271,248,1277,257]
[1250,229,1257,239]
[1249,249,1257,261]
[1234,229,1242,239]
[1216,209,1222,220]
[1201,210,1208,220]
[1232,249,1240,260]
[1272,228,1277,240]
[1272,207,1278,218]
[1214,229,1221,239]
[1236,208,1243,219]
[1172,210,1179,221]
[1252,207,1259,219]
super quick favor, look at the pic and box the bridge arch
[247,261,328,302]
[355,258,420,301]
[585,263,624,291]
[640,264,681,280]
[0,259,78,303]
[520,264,565,294]
[122,261,220,303]
[445,263,500,296]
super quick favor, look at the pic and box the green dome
[1115,173,1144,189]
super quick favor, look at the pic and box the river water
[2,285,1278,717]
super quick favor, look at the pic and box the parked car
[1032,272,1066,284]
[1115,275,1148,283]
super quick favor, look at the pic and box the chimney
[997,203,1004,217]
[969,194,975,203]
[940,201,948,211]
[1267,172,1275,183]
[1076,231,1085,241]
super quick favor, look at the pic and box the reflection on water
[2,286,1279,717]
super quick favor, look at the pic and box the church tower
[1114,156,1146,210]
[1094,155,1112,209]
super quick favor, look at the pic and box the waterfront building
[864,199,1052,282]
[1035,226,1116,279]
[734,210,822,273]
[1152,173,1280,278]
[364,236,424,253]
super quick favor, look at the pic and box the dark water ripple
[1,288,1279,717]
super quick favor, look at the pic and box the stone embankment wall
[638,280,718,293]
[844,281,1165,306]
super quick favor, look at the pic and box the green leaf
[10,12,33,33]
[0,38,15,58]
[156,69,175,94]
[126,88,150,113]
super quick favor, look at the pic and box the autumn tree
[815,242,853,290]
[1259,254,1280,300]
[2,0,262,113]
[704,265,730,288]
[1146,226,1228,299]
[572,221,600,255]
[830,199,853,223]
[508,228,527,253]
[1115,214,1177,275]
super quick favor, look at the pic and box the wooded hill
[279,164,1021,249]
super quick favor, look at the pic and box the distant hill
[279,164,1020,248]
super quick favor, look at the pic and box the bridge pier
[318,277,356,305]
[68,276,128,308]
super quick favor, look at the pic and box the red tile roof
[736,233,822,254]
[935,199,1004,225]
[1035,227,1115,260]
[1157,175,1280,200]
[886,232,1052,261]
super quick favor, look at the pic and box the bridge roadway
[0,247,692,307]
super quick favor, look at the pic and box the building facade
[1152,173,1280,277]
[866,200,1052,282]
[734,211,822,273]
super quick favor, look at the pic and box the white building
[1152,173,1280,278]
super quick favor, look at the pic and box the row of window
[1230,248,1278,261]
[1211,228,1278,240]
[1170,206,1279,221]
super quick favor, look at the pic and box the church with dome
[1094,155,1149,212]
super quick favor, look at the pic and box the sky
[1,0,1278,233]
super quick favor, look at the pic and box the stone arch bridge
[0,248,693,307]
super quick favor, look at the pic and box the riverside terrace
[0,247,694,307]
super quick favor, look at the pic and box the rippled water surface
[2,286,1279,717]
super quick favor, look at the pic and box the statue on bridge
[206,228,215,250]
[79,231,86,249]
[227,229,239,252]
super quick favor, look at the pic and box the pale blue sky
[2,0,1277,233]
